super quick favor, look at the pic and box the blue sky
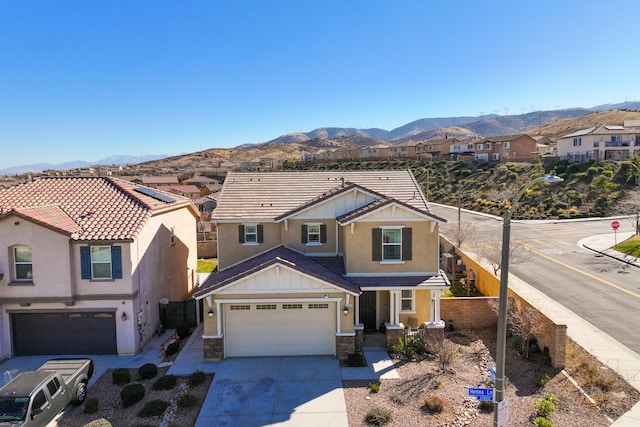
[2,0,639,170]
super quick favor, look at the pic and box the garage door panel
[12,312,117,356]
[225,303,335,357]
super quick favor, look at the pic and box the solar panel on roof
[134,187,175,203]
[605,125,625,130]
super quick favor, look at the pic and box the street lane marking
[524,246,640,299]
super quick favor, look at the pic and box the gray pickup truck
[0,358,94,427]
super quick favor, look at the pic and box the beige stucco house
[194,170,450,360]
[0,177,199,357]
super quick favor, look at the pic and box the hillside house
[556,121,640,162]
[159,184,201,199]
[473,134,537,162]
[141,176,180,188]
[194,170,450,360]
[0,177,199,357]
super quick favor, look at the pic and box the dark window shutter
[257,225,264,243]
[301,225,308,243]
[80,247,91,279]
[320,224,327,243]
[402,228,412,261]
[111,246,122,279]
[238,225,245,243]
[372,228,382,261]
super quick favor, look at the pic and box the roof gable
[337,197,446,225]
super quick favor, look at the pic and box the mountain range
[3,100,639,175]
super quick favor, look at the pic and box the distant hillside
[0,154,169,175]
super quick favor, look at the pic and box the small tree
[421,328,459,372]
[474,233,531,276]
[489,297,543,359]
[442,219,478,249]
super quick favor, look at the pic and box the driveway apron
[195,356,348,427]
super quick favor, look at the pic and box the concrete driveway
[195,356,348,427]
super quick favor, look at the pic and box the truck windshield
[0,397,28,421]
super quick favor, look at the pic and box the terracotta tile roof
[142,176,179,185]
[194,246,359,297]
[158,184,201,194]
[214,170,430,221]
[0,177,194,241]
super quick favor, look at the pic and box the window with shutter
[374,226,411,262]
[303,223,325,245]
[81,245,122,280]
[240,224,262,244]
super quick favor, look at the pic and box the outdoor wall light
[343,303,352,315]
[121,312,127,322]
[208,308,215,318]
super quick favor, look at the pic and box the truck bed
[37,359,93,384]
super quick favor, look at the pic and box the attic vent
[261,203,273,207]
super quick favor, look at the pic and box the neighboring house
[141,176,180,188]
[194,171,449,361]
[556,121,640,162]
[158,184,201,199]
[0,177,199,357]
[183,176,221,190]
[473,134,537,162]
[359,144,391,160]
[449,139,478,159]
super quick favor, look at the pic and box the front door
[359,291,377,330]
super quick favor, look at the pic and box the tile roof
[158,184,201,194]
[142,176,179,184]
[194,246,359,297]
[0,177,195,241]
[214,170,430,221]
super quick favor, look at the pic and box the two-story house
[473,134,537,162]
[0,177,199,357]
[556,121,640,162]
[194,171,449,361]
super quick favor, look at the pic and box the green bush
[84,397,99,414]
[532,416,555,427]
[368,383,380,393]
[365,407,393,426]
[83,419,112,427]
[165,341,180,356]
[389,338,404,353]
[112,368,131,385]
[138,399,170,418]
[347,352,367,367]
[421,395,444,414]
[533,393,558,417]
[177,394,199,409]
[533,372,551,387]
[120,383,145,408]
[152,375,177,391]
[138,363,158,380]
[187,370,207,387]
[176,324,191,339]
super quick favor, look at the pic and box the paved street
[429,203,640,354]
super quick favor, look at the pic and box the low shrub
[433,380,441,389]
[84,397,99,414]
[177,394,199,409]
[83,419,112,427]
[112,368,131,386]
[533,372,551,387]
[347,352,367,367]
[138,363,158,380]
[532,416,555,427]
[365,407,393,426]
[120,383,145,408]
[368,383,380,393]
[389,338,404,354]
[138,399,170,418]
[187,370,207,387]
[176,324,191,339]
[152,375,177,391]
[533,393,557,417]
[421,395,444,414]
[165,342,180,356]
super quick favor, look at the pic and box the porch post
[389,291,395,325]
[355,294,360,324]
[391,290,401,324]
[429,290,435,323]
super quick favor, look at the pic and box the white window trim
[13,246,33,282]
[91,246,112,280]
[504,141,510,149]
[305,222,322,246]
[243,224,259,246]
[380,225,404,263]
[400,290,415,313]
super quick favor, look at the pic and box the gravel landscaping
[344,328,639,427]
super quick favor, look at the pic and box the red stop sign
[611,220,620,230]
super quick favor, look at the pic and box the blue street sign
[468,387,494,401]
[488,365,496,383]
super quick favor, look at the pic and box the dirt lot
[344,328,639,427]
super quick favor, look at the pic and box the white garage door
[224,302,336,357]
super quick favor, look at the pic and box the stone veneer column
[354,324,364,352]
[203,337,224,360]
[336,335,355,360]
[385,323,404,347]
